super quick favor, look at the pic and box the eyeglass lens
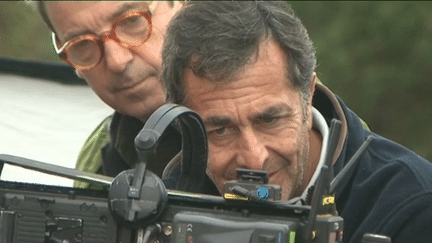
[67,13,150,69]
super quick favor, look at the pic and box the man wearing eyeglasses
[33,1,185,187]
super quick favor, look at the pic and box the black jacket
[319,85,432,243]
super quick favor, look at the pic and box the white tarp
[0,74,113,186]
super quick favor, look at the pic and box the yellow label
[322,195,335,206]
[224,193,248,201]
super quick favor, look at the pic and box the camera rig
[0,103,375,243]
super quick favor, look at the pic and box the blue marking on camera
[257,187,270,199]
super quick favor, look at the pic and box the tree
[291,1,432,161]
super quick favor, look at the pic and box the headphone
[108,103,208,227]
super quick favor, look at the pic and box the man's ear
[308,72,317,107]
[75,70,84,79]
[305,72,317,126]
[310,72,317,100]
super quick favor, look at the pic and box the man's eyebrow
[62,2,145,42]
[204,117,232,127]
[255,104,293,120]
[107,2,145,22]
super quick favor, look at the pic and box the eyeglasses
[52,4,155,71]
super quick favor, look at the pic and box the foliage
[291,1,432,161]
[0,1,58,62]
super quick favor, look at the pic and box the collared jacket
[313,84,432,243]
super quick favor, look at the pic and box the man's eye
[118,15,146,32]
[212,127,227,135]
[262,116,277,124]
[208,127,233,139]
[259,116,280,125]
[124,15,141,25]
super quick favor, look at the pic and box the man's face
[183,40,319,201]
[45,2,182,122]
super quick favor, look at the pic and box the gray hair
[162,1,316,108]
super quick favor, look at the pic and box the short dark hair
[162,1,316,106]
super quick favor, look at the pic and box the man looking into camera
[161,2,432,242]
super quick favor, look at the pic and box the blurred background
[0,2,431,186]
[291,1,432,162]
[0,1,113,186]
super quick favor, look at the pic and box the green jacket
[74,115,111,188]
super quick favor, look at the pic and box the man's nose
[236,130,269,170]
[103,40,133,74]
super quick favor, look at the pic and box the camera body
[0,179,343,243]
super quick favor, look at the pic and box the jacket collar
[313,83,348,165]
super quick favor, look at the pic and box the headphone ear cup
[108,169,167,227]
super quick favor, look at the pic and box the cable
[330,135,374,193]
